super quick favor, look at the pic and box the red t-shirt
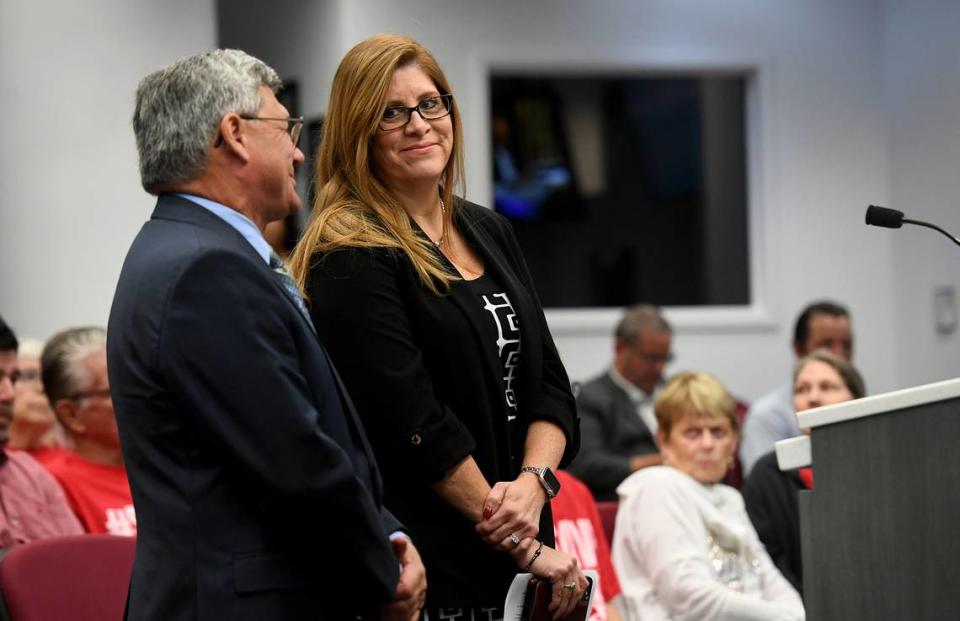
[552,470,622,621]
[35,449,136,536]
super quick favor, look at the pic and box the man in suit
[567,305,671,500]
[108,49,425,620]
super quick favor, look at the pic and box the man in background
[568,304,672,500]
[108,50,423,619]
[739,300,853,475]
[35,327,135,536]
[0,315,82,546]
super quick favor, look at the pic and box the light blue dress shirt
[175,193,271,264]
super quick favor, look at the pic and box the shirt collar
[174,193,272,264]
[608,366,654,403]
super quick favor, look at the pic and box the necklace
[432,198,446,247]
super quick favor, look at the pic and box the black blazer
[567,372,659,500]
[107,194,401,620]
[741,451,804,594]
[305,200,579,606]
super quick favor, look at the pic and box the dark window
[491,74,750,307]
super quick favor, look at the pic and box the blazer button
[410,433,423,446]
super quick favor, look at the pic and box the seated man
[739,300,853,475]
[568,304,671,500]
[35,327,135,536]
[0,316,83,546]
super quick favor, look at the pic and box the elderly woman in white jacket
[611,371,804,621]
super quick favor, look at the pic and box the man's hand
[381,536,426,621]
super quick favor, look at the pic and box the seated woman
[742,350,865,595]
[612,371,804,621]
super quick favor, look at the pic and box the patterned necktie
[269,251,312,324]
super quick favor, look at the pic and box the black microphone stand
[900,218,960,248]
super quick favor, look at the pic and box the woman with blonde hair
[290,34,585,618]
[611,372,804,620]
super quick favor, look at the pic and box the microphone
[864,205,903,228]
[865,204,960,248]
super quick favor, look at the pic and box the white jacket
[612,466,804,621]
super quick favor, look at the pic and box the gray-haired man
[568,304,672,500]
[108,50,424,620]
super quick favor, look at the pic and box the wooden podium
[782,378,960,620]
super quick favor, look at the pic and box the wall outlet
[934,286,957,335]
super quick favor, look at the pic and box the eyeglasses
[213,115,304,148]
[640,352,674,365]
[240,115,304,146]
[70,388,112,401]
[379,94,453,131]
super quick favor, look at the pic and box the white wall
[0,0,217,340]
[883,0,960,388]
[8,0,959,403]
[234,0,899,399]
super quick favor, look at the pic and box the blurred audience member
[612,372,804,621]
[742,351,865,595]
[9,338,64,453]
[568,304,670,500]
[0,315,83,546]
[740,301,852,475]
[36,327,136,536]
[552,470,624,621]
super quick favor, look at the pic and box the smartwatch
[521,466,561,500]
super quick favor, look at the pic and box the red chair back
[0,535,134,621]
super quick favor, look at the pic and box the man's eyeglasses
[639,352,674,365]
[70,388,112,401]
[214,115,304,147]
[240,115,304,146]
[379,94,453,131]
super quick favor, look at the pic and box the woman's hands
[509,538,590,619]
[475,473,546,549]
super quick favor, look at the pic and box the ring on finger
[563,582,576,590]
[509,532,520,546]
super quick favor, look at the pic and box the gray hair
[41,327,106,405]
[615,304,672,343]
[133,49,283,193]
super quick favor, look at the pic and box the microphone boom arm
[902,218,960,248]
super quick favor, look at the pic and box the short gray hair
[41,327,106,404]
[615,304,671,343]
[133,49,283,193]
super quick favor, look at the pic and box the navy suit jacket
[107,194,401,620]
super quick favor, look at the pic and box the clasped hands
[475,474,589,619]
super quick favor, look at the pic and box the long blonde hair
[289,34,466,296]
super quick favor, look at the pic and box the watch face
[542,468,561,497]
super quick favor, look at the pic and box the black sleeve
[741,453,802,592]
[157,249,399,603]
[305,247,477,484]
